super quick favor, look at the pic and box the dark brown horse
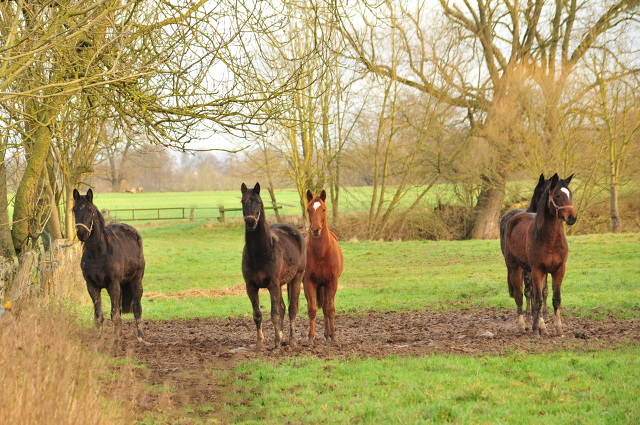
[73,189,146,341]
[303,190,344,343]
[500,174,550,325]
[241,182,306,350]
[503,174,576,338]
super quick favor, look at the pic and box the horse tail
[316,285,325,311]
[121,282,134,314]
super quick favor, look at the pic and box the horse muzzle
[244,216,258,230]
[566,214,577,226]
[311,226,322,237]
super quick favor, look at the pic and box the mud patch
[100,308,640,420]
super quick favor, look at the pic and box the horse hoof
[137,337,152,346]
[289,340,298,348]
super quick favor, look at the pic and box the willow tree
[338,0,640,238]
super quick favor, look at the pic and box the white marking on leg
[313,201,321,211]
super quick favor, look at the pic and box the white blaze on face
[313,201,321,211]
[560,187,571,199]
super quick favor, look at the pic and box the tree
[337,0,640,238]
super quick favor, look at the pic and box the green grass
[222,347,640,424]
[134,222,640,321]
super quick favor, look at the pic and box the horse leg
[542,274,550,321]
[530,268,545,339]
[325,279,338,343]
[523,271,532,322]
[551,265,565,338]
[106,283,122,339]
[269,283,284,349]
[303,277,317,343]
[131,275,145,343]
[287,272,303,348]
[86,281,103,329]
[508,266,525,334]
[246,283,264,350]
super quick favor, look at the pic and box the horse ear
[86,189,93,203]
[253,182,260,194]
[550,173,559,188]
[73,189,80,201]
[241,183,247,194]
[538,174,545,185]
[320,189,327,202]
[306,190,313,202]
[564,174,574,185]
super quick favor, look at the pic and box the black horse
[500,174,550,324]
[241,182,306,350]
[73,189,146,342]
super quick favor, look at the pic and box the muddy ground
[97,309,640,422]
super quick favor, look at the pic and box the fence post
[219,206,225,223]
[190,208,195,221]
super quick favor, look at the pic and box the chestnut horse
[303,190,344,343]
[500,174,550,323]
[241,182,306,350]
[503,174,576,338]
[73,189,146,342]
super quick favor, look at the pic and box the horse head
[241,182,263,231]
[546,174,577,225]
[306,189,328,237]
[72,189,97,241]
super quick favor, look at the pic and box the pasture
[79,219,640,424]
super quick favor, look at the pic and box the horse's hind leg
[303,278,317,343]
[246,283,264,350]
[86,281,103,329]
[508,267,526,334]
[287,272,303,348]
[551,266,565,338]
[530,268,546,339]
[523,271,533,321]
[106,283,123,339]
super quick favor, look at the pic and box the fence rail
[105,206,282,222]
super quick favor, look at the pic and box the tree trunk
[0,147,16,260]
[267,187,281,223]
[12,102,54,255]
[65,182,76,241]
[610,173,622,233]
[470,177,505,240]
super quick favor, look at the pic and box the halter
[75,209,95,235]
[549,193,572,220]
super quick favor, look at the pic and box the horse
[73,189,146,342]
[303,189,344,343]
[503,174,576,338]
[240,182,306,350]
[500,174,550,324]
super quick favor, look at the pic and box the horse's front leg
[542,275,550,321]
[530,268,546,339]
[523,271,533,321]
[106,283,122,339]
[246,283,264,350]
[508,266,525,334]
[551,265,565,338]
[324,279,338,343]
[303,277,317,343]
[269,281,284,349]
[86,280,103,329]
[287,272,303,348]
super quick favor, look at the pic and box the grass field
[133,222,640,322]
[70,219,640,424]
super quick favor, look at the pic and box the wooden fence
[104,205,282,223]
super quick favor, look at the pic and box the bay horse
[500,174,550,324]
[303,190,344,343]
[73,189,146,342]
[241,182,306,350]
[503,174,576,338]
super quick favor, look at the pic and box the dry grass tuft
[0,302,135,425]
